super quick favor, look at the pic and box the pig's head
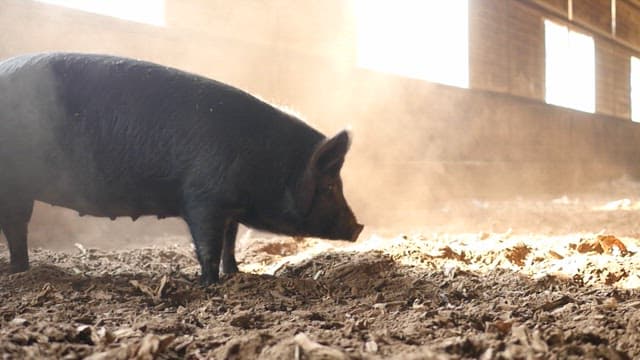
[293,130,363,241]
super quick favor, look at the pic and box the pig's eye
[321,184,335,194]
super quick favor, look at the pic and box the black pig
[0,53,363,284]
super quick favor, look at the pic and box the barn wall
[1,0,640,227]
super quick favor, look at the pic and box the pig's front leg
[184,206,228,285]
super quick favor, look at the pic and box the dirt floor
[3,178,640,359]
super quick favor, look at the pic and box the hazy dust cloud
[0,0,629,251]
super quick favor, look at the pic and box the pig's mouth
[315,222,364,242]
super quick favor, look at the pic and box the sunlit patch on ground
[244,230,640,290]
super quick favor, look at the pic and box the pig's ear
[311,130,352,176]
[295,130,352,216]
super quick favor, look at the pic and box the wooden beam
[516,0,640,54]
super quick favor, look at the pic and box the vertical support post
[611,0,617,37]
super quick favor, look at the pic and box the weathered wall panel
[618,0,640,48]
[574,0,611,34]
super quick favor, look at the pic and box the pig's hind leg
[220,221,239,274]
[0,198,34,273]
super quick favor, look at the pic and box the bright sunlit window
[36,0,165,26]
[632,57,640,122]
[544,20,595,113]
[354,0,469,88]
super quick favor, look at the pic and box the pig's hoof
[9,263,29,274]
[200,273,220,286]
[221,261,239,275]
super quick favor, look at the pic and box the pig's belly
[33,175,182,220]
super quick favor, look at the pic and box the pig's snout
[350,223,364,242]
[329,219,363,242]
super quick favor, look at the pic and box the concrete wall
[1,0,640,231]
